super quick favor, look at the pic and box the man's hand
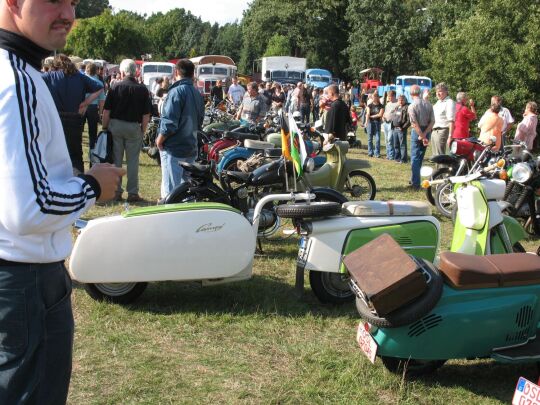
[86,164,126,202]
[78,101,88,116]
[156,134,166,151]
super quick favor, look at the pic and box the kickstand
[255,237,264,255]
[295,264,304,298]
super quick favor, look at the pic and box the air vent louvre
[408,314,442,337]
[505,328,529,343]
[395,236,413,245]
[515,305,534,328]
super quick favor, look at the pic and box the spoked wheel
[425,168,452,205]
[309,271,354,304]
[219,158,245,188]
[434,182,455,218]
[343,170,376,200]
[380,357,446,378]
[84,282,148,304]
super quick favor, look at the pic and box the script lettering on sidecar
[196,223,225,233]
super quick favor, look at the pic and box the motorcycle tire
[380,357,446,378]
[84,282,148,304]
[163,183,229,205]
[275,202,342,219]
[434,181,455,219]
[354,258,443,328]
[425,168,452,206]
[343,170,376,201]
[219,158,245,189]
[309,271,354,304]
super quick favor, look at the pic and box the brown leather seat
[439,252,540,289]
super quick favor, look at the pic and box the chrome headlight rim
[304,157,315,173]
[512,162,533,183]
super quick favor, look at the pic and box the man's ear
[6,0,20,11]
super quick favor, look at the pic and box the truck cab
[190,55,237,98]
[305,69,332,89]
[141,62,175,93]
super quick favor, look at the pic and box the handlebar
[421,159,506,188]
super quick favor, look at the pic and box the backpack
[90,130,114,164]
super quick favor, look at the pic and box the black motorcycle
[162,157,348,238]
[500,149,540,236]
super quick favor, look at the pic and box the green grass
[68,130,539,404]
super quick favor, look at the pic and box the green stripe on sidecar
[122,202,240,218]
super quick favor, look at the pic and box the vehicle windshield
[309,75,330,83]
[214,67,228,75]
[199,67,213,75]
[143,65,173,74]
[272,70,302,80]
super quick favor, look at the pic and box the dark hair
[51,54,77,76]
[85,63,97,76]
[175,59,195,78]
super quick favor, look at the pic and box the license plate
[356,322,377,364]
[297,237,308,264]
[513,377,540,405]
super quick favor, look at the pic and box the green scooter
[348,162,539,377]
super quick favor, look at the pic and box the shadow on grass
[414,360,537,403]
[74,274,358,319]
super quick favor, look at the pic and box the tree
[76,0,110,19]
[264,34,290,56]
[65,9,148,62]
[423,0,540,114]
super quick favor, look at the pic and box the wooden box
[343,233,427,316]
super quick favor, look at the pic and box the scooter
[348,166,538,376]
[69,192,345,304]
[286,159,527,304]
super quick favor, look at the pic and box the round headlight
[420,166,433,177]
[512,162,533,183]
[450,141,458,154]
[304,158,315,173]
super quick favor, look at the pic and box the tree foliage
[423,0,540,113]
[76,0,110,19]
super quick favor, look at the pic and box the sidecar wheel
[354,259,443,328]
[84,282,148,304]
[380,357,446,378]
[275,202,341,219]
[309,271,355,304]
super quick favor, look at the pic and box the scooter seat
[224,131,260,141]
[439,252,540,289]
[244,139,275,150]
[342,200,431,217]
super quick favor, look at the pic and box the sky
[108,0,250,25]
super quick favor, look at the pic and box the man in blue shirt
[83,62,106,154]
[156,59,205,198]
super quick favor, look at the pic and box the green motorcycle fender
[503,215,527,246]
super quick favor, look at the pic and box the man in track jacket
[0,1,124,403]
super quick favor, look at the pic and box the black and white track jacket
[0,29,100,263]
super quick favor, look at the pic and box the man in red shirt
[452,91,477,140]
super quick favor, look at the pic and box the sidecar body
[69,203,255,284]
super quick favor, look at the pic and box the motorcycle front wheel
[343,170,376,201]
[425,168,452,206]
[434,182,455,218]
[84,282,148,304]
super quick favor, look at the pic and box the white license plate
[356,322,377,364]
[513,377,540,405]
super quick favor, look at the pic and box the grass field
[68,130,539,404]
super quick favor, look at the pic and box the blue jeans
[392,128,408,162]
[410,128,431,187]
[367,120,381,157]
[383,122,394,159]
[160,151,196,198]
[0,261,74,404]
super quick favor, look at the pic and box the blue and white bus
[378,75,432,103]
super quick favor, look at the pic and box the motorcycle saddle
[439,252,540,289]
[224,131,260,141]
[342,200,431,216]
[223,170,250,182]
[244,139,275,150]
[180,162,211,176]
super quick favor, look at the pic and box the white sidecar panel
[69,207,255,283]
